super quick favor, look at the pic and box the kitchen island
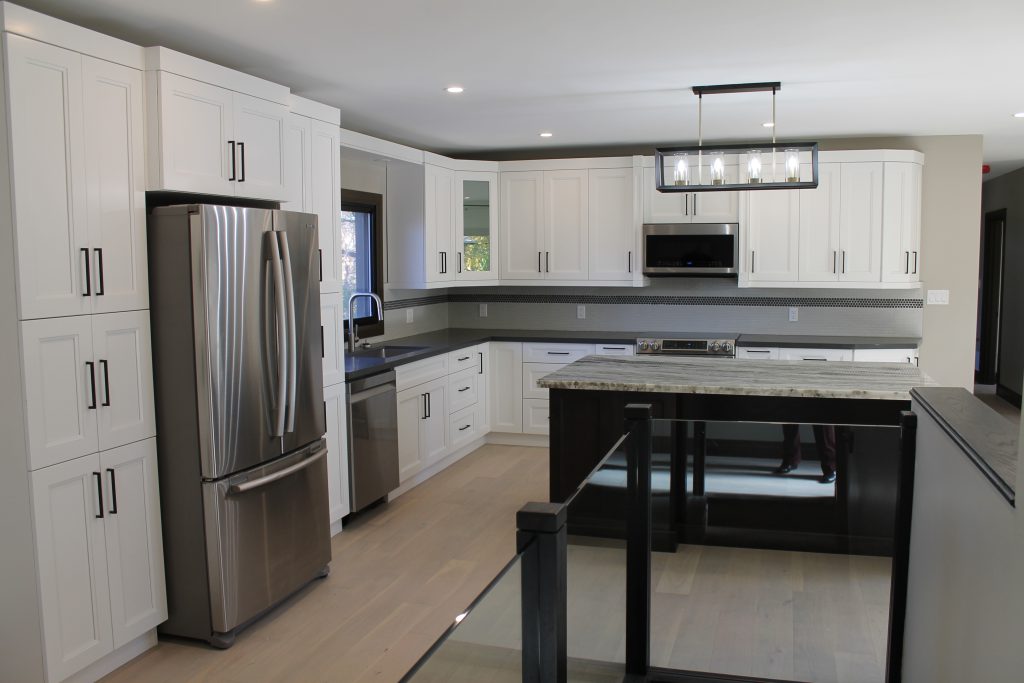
[539,354,936,553]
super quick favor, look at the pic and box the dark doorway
[977,209,1007,385]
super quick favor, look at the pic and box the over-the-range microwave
[642,223,739,277]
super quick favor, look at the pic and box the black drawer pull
[107,468,118,514]
[85,361,97,409]
[457,356,470,362]
[458,386,470,392]
[93,472,104,518]
[458,424,471,432]
[99,359,110,407]
[547,351,571,355]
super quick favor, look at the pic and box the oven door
[643,223,738,276]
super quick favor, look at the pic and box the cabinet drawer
[448,346,481,374]
[596,343,635,356]
[395,353,449,391]
[777,347,853,362]
[522,342,595,363]
[522,362,566,400]
[448,367,480,414]
[522,399,550,435]
[852,348,917,364]
[449,405,481,449]
[736,347,779,360]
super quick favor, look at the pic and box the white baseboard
[486,432,549,448]
[388,436,487,500]
[330,518,344,537]
[64,630,157,683]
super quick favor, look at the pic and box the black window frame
[340,189,385,339]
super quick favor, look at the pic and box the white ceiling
[16,0,1024,177]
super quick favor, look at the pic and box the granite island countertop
[537,355,937,400]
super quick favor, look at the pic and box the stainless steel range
[636,335,737,357]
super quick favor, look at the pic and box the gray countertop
[911,387,1018,504]
[537,355,936,400]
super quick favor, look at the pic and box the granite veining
[537,355,937,400]
[911,387,1018,503]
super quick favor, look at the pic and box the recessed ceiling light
[445,86,464,94]
[1015,112,1024,118]
[762,121,775,128]
[539,132,553,138]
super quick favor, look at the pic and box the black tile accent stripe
[385,292,923,310]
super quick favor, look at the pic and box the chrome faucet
[347,292,384,352]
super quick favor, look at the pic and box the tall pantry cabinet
[0,14,165,683]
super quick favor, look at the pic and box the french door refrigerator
[148,204,329,647]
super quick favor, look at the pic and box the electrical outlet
[577,305,586,319]
[406,308,414,323]
[788,306,798,322]
[927,290,950,305]
[479,303,488,317]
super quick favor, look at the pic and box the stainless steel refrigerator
[148,204,330,648]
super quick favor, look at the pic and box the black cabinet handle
[426,392,431,418]
[458,424,471,432]
[751,250,755,274]
[320,326,325,358]
[318,249,323,282]
[458,386,470,393]
[107,468,118,514]
[628,250,632,274]
[237,142,245,182]
[93,472,104,519]
[538,251,542,273]
[833,251,838,274]
[457,252,462,274]
[81,248,92,297]
[602,346,628,351]
[228,141,236,181]
[905,251,910,275]
[99,359,110,407]
[912,251,918,274]
[440,251,446,274]
[547,351,570,355]
[457,356,470,362]
[842,250,847,273]
[421,393,428,420]
[545,252,550,272]
[85,361,97,409]
[93,248,105,295]
[478,352,483,374]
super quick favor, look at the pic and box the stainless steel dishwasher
[346,370,400,512]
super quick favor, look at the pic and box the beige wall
[821,137,984,388]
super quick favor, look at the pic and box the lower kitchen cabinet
[488,342,524,433]
[31,439,166,683]
[523,399,551,435]
[396,376,449,482]
[449,404,482,450]
[323,382,351,524]
[778,347,854,362]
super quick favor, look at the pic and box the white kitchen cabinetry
[425,163,456,283]
[320,292,346,387]
[397,376,448,480]
[852,348,918,364]
[31,439,165,683]
[596,343,635,356]
[22,312,156,471]
[322,382,351,524]
[642,163,739,224]
[500,171,545,280]
[454,171,499,282]
[736,347,780,360]
[798,163,842,281]
[448,367,481,413]
[522,400,551,435]
[745,189,800,282]
[778,347,854,362]
[515,343,596,436]
[881,162,923,283]
[589,168,638,281]
[838,162,884,282]
[489,342,523,433]
[420,378,450,466]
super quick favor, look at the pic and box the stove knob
[651,342,661,352]
[639,341,650,351]
[710,342,721,352]
[722,342,733,353]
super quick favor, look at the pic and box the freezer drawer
[202,441,331,635]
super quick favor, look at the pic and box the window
[340,189,384,338]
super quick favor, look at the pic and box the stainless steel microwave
[642,223,739,276]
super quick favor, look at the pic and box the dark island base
[550,388,906,555]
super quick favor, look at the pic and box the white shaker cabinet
[544,169,589,280]
[396,386,426,482]
[881,162,923,283]
[309,119,343,292]
[92,311,156,453]
[322,382,351,524]
[454,171,499,282]
[419,377,450,467]
[798,163,842,282]
[589,168,637,281]
[231,91,288,200]
[500,171,545,280]
[488,342,524,433]
[320,292,346,387]
[745,189,800,282]
[838,162,884,282]
[690,165,740,223]
[642,163,739,224]
[425,163,456,283]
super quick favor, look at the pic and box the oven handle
[228,448,325,495]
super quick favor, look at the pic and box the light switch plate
[927,290,950,305]
[406,308,414,323]
[788,307,798,322]
[479,303,488,317]
[577,305,586,319]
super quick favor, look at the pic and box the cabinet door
[320,291,346,387]
[798,162,841,282]
[838,162,884,283]
[309,119,342,292]
[777,347,853,362]
[396,386,425,482]
[231,92,288,200]
[690,165,740,222]
[281,113,312,212]
[22,316,99,470]
[477,343,491,432]
[746,190,800,282]
[323,382,350,524]
[522,362,565,400]
[500,171,545,280]
[522,399,550,435]
[92,311,156,452]
[589,168,636,281]
[99,439,166,648]
[31,453,113,681]
[420,377,449,467]
[852,348,917,364]
[488,342,523,433]
[642,165,688,223]
[449,405,481,450]
[736,347,779,360]
[881,162,922,283]
[455,171,498,281]
[424,164,456,282]
[154,72,235,195]
[6,35,92,320]
[83,57,149,314]
[544,169,589,280]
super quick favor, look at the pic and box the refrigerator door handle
[268,232,288,437]
[228,447,326,495]
[278,231,298,433]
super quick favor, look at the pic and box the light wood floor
[101,444,549,683]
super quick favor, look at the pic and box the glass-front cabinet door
[454,171,498,281]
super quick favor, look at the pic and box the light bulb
[747,151,762,183]
[711,153,725,185]
[673,156,689,186]
[785,149,801,182]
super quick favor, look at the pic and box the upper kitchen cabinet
[743,188,800,283]
[543,169,589,280]
[642,157,740,224]
[424,163,456,283]
[455,171,499,281]
[145,48,289,201]
[589,167,639,281]
[881,161,923,283]
[4,35,147,320]
[500,170,545,280]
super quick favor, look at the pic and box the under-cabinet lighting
[445,86,464,94]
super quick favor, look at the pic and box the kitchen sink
[351,344,429,360]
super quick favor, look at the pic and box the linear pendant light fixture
[654,82,818,192]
